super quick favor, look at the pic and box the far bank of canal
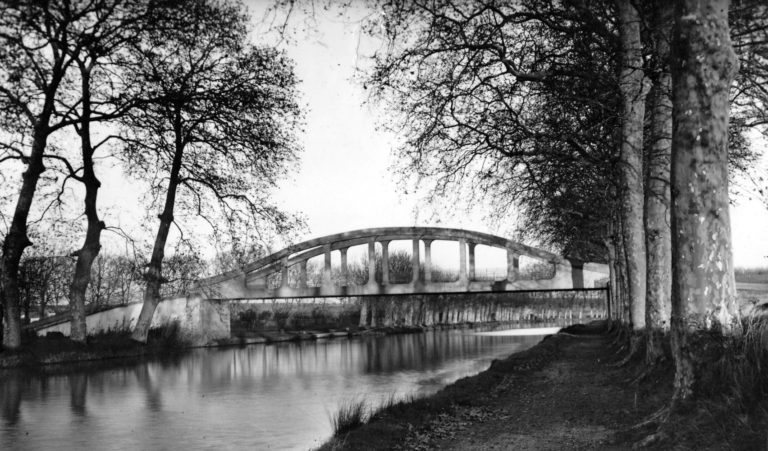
[0,325,550,450]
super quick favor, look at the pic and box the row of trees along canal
[0,0,303,347]
[2,0,768,411]
[361,0,768,408]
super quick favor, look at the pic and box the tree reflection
[68,373,88,417]
[0,375,21,425]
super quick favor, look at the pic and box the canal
[0,326,551,450]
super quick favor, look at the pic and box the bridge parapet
[196,227,609,299]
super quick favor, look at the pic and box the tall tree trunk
[670,0,740,402]
[131,109,185,343]
[69,64,104,344]
[616,0,650,331]
[1,124,49,349]
[645,3,674,363]
[39,293,47,320]
[0,52,65,349]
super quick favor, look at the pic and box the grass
[330,399,369,435]
[0,322,190,368]
[328,393,417,438]
[613,316,768,449]
[735,266,768,284]
[684,316,768,447]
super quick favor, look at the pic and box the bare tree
[55,0,156,343]
[121,0,302,342]
[0,0,95,348]
[365,0,644,322]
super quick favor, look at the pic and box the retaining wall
[31,296,231,346]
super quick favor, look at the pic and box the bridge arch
[197,227,608,298]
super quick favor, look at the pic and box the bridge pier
[381,240,390,285]
[368,240,377,284]
[507,249,520,282]
[340,248,348,287]
[459,239,468,285]
[298,260,308,288]
[423,240,433,283]
[411,239,420,284]
[468,242,476,281]
[323,244,332,286]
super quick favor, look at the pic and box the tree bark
[614,214,631,324]
[1,37,67,349]
[2,123,50,349]
[616,0,650,331]
[69,64,105,344]
[644,3,674,363]
[131,108,185,343]
[670,0,740,402]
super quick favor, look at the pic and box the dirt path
[321,324,674,450]
[425,334,646,450]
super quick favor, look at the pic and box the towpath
[322,323,677,450]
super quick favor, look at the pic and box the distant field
[735,267,768,284]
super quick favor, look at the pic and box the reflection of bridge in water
[198,227,609,299]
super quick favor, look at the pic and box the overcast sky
[236,1,768,268]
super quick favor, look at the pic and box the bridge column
[298,260,308,288]
[423,240,433,283]
[468,242,476,281]
[507,249,520,282]
[412,239,420,283]
[367,239,377,285]
[459,239,468,284]
[280,257,289,288]
[381,240,390,285]
[323,244,332,286]
[340,247,348,286]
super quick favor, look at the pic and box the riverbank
[0,324,192,370]
[320,321,766,450]
[0,320,534,369]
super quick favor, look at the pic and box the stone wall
[32,296,231,346]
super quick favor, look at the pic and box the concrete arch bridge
[198,227,609,299]
[30,228,610,345]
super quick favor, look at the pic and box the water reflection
[0,327,544,450]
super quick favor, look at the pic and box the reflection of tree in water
[362,331,488,374]
[134,366,162,412]
[1,375,22,425]
[68,373,88,417]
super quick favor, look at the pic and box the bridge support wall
[31,296,231,346]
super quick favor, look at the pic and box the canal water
[0,326,550,450]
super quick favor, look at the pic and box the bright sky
[236,2,768,268]
[248,3,496,235]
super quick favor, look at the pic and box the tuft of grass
[330,399,369,436]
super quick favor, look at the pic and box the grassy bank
[320,320,768,450]
[0,323,190,369]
